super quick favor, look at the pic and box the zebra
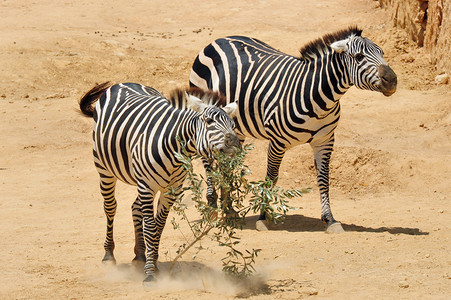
[189,27,397,233]
[79,82,240,283]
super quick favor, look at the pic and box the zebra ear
[222,102,238,118]
[330,39,349,53]
[186,92,207,112]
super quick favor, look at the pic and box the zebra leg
[203,133,244,210]
[311,141,344,233]
[100,173,118,264]
[202,158,218,208]
[256,140,286,231]
[220,187,239,218]
[137,183,160,284]
[141,185,179,286]
[220,134,245,218]
[131,196,146,267]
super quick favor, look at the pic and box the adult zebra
[79,82,240,283]
[189,27,397,232]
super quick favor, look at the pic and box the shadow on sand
[241,214,429,235]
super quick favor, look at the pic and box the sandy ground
[1,0,450,299]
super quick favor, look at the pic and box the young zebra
[189,27,397,232]
[79,82,240,283]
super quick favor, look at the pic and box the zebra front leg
[256,140,286,231]
[220,187,240,218]
[137,185,160,284]
[202,157,218,208]
[312,142,344,233]
[202,158,221,221]
[100,174,118,264]
[131,196,146,267]
[141,184,178,286]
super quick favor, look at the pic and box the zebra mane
[299,26,363,60]
[168,87,227,109]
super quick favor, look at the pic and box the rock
[398,280,409,288]
[435,74,449,85]
[300,286,318,295]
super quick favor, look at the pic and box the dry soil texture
[0,0,450,299]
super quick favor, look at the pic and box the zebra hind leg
[100,173,118,264]
[131,196,146,268]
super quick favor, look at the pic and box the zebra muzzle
[378,64,397,97]
[221,133,241,154]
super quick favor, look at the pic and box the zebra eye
[205,117,215,125]
[354,53,364,62]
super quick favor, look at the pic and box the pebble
[399,280,409,288]
[435,73,449,84]
[300,287,318,295]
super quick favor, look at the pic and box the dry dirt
[1,0,450,299]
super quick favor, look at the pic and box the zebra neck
[289,52,352,119]
[175,113,198,157]
[330,52,353,101]
[315,51,352,104]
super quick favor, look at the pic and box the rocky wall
[379,0,450,74]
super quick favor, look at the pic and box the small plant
[168,141,310,278]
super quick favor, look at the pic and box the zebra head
[331,33,397,97]
[186,92,241,158]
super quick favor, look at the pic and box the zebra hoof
[255,220,270,231]
[326,222,344,233]
[102,252,116,265]
[142,275,156,287]
[132,254,146,268]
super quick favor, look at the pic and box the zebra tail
[79,82,112,117]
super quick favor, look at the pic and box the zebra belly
[234,104,339,149]
[93,130,178,189]
[93,135,138,186]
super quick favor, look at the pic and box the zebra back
[168,87,227,110]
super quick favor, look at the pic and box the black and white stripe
[79,82,240,283]
[190,27,397,231]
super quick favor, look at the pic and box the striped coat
[79,82,240,283]
[190,27,397,231]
